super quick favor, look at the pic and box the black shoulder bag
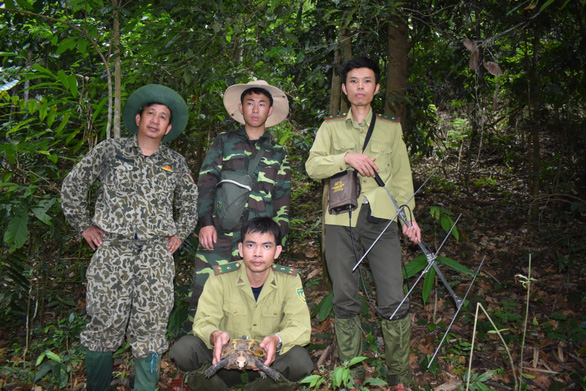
[214,146,266,230]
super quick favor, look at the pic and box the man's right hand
[198,225,217,250]
[344,152,378,178]
[82,225,106,250]
[210,330,230,364]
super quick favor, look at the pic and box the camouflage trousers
[80,237,174,358]
[185,227,241,330]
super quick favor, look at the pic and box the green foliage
[312,291,334,322]
[300,356,386,391]
[459,369,497,391]
[0,313,85,388]
[405,206,471,303]
[1,0,585,388]
[541,313,586,345]
[429,206,459,242]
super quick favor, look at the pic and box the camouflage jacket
[197,128,291,242]
[61,136,199,241]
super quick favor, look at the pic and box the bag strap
[248,145,266,176]
[362,113,377,152]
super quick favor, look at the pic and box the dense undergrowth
[1,140,584,390]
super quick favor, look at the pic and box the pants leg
[326,207,412,383]
[354,212,410,318]
[169,335,236,390]
[128,242,174,357]
[325,222,362,317]
[81,242,134,352]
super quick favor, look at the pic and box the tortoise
[204,337,280,381]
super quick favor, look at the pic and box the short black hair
[341,56,381,85]
[140,102,173,121]
[240,217,281,245]
[240,87,274,107]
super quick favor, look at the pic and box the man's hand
[210,330,230,364]
[198,225,217,250]
[402,220,422,244]
[259,335,280,366]
[344,152,378,177]
[82,225,106,250]
[166,235,182,254]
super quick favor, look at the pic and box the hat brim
[223,81,289,128]
[122,84,189,142]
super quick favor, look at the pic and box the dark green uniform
[187,128,291,320]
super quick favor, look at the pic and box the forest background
[0,0,585,390]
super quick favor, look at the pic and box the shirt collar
[131,135,167,158]
[238,127,272,146]
[345,109,374,128]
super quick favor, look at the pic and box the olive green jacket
[192,262,311,354]
[305,109,416,226]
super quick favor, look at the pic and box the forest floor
[1,154,584,390]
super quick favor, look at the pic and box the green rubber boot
[381,315,413,387]
[334,315,365,381]
[85,348,113,391]
[134,353,161,391]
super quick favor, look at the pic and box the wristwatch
[274,334,282,351]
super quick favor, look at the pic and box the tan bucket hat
[223,80,289,127]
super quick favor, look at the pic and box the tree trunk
[328,41,342,116]
[329,28,352,115]
[112,0,121,138]
[529,34,541,223]
[385,16,408,129]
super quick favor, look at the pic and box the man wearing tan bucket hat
[61,84,199,391]
[182,80,291,332]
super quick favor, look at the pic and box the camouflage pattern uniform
[188,128,290,318]
[61,136,198,357]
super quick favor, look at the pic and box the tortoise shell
[204,338,280,381]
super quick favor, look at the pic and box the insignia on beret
[213,262,241,275]
[272,264,299,276]
[376,114,400,122]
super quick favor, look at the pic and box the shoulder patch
[213,262,241,276]
[272,264,299,276]
[376,114,401,122]
[325,113,347,120]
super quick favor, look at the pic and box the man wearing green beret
[61,84,199,390]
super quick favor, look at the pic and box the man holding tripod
[306,56,421,390]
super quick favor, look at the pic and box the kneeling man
[170,217,313,390]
